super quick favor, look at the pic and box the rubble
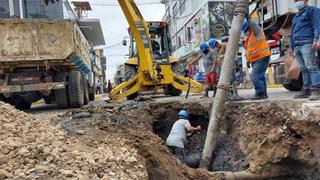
[0,102,148,179]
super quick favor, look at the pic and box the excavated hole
[149,102,320,180]
[152,107,247,171]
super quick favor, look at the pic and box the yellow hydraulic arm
[118,0,156,80]
[110,0,203,100]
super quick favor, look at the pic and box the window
[23,0,63,19]
[179,0,186,15]
[172,3,178,17]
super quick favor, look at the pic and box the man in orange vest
[242,18,271,100]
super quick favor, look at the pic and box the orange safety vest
[244,31,271,63]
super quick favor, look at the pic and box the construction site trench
[0,99,320,179]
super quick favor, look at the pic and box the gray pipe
[199,0,249,169]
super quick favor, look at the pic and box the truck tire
[125,65,138,100]
[83,78,89,105]
[12,97,31,110]
[44,96,54,104]
[68,71,84,108]
[89,89,95,101]
[168,63,183,96]
[54,72,69,109]
[283,74,303,91]
[167,84,182,96]
[171,62,184,75]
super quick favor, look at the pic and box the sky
[84,0,166,81]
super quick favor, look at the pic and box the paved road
[27,88,305,119]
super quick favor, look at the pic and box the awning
[78,19,105,46]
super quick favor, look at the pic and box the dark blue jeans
[294,43,320,89]
[251,56,270,95]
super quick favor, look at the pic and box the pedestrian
[242,17,271,100]
[289,0,320,100]
[189,41,219,97]
[96,80,102,94]
[166,110,201,163]
[107,80,113,93]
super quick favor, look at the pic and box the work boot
[250,93,268,100]
[293,89,310,99]
[309,88,320,101]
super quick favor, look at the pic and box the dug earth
[0,99,319,179]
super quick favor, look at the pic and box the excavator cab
[127,21,174,65]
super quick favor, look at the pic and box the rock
[73,112,92,119]
[60,169,73,177]
[0,169,12,179]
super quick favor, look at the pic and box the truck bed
[0,19,91,69]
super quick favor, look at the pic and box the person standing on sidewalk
[242,18,271,100]
[189,42,218,97]
[290,0,320,100]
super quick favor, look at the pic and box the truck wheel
[89,88,95,101]
[125,65,138,100]
[167,84,182,96]
[169,63,183,96]
[12,98,31,110]
[171,62,184,75]
[83,78,89,105]
[68,71,84,108]
[54,72,69,109]
[283,74,303,91]
[43,95,54,104]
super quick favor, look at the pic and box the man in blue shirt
[290,0,320,100]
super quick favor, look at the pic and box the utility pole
[200,0,249,169]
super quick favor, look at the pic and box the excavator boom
[109,0,203,100]
[118,0,155,79]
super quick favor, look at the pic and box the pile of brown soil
[0,102,148,179]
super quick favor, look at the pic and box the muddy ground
[1,99,320,179]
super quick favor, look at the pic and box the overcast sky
[83,0,165,81]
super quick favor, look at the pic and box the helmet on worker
[178,110,189,119]
[242,20,249,33]
[199,42,209,53]
[208,38,217,49]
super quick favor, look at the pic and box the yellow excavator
[110,0,203,100]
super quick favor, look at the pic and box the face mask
[294,1,306,10]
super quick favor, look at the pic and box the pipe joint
[234,0,249,17]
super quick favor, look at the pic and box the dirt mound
[0,102,148,179]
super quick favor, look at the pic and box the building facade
[163,0,236,60]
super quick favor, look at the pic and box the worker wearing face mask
[289,0,320,100]
[242,18,271,100]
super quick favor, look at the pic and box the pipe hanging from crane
[199,0,250,169]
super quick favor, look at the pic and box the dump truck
[250,0,320,91]
[0,19,96,110]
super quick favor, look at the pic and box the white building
[162,0,237,60]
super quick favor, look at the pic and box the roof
[78,19,105,46]
[72,1,92,11]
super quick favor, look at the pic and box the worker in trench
[242,17,271,100]
[289,0,320,100]
[166,110,201,163]
[189,42,219,98]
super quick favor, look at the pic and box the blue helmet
[208,38,217,49]
[242,20,249,32]
[221,36,229,42]
[199,42,209,53]
[178,110,188,118]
